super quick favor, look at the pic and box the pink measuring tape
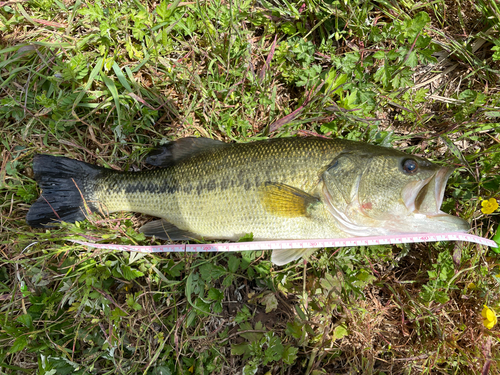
[70,232,498,254]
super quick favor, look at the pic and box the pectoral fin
[259,182,319,218]
[139,219,199,241]
[271,248,319,266]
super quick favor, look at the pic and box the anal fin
[259,182,319,218]
[139,219,199,241]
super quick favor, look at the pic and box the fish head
[322,147,469,236]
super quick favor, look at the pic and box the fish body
[27,137,468,264]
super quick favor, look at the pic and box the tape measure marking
[69,232,498,254]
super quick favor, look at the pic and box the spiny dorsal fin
[139,219,199,241]
[259,182,319,218]
[145,137,228,167]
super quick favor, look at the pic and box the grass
[1,0,500,373]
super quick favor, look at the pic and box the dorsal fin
[145,137,228,167]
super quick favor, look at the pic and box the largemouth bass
[27,137,468,264]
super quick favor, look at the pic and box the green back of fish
[92,137,357,240]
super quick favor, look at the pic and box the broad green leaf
[111,308,127,321]
[320,273,337,291]
[128,251,147,265]
[199,263,214,282]
[207,288,223,301]
[121,265,144,280]
[405,51,419,68]
[294,304,307,320]
[260,292,278,313]
[231,343,249,356]
[405,11,430,39]
[282,345,298,365]
[281,22,296,35]
[325,69,347,96]
[16,314,32,328]
[242,361,259,375]
[263,334,283,365]
[434,291,450,304]
[285,321,303,339]
[459,89,478,101]
[156,0,169,19]
[492,226,500,252]
[356,270,375,284]
[186,272,213,315]
[9,336,28,353]
[126,294,142,311]
[238,233,254,242]
[333,324,348,340]
[228,255,240,273]
[222,274,235,286]
[78,2,103,21]
[485,111,500,119]
[387,49,399,60]
[213,301,222,313]
[194,297,210,314]
[165,260,184,277]
[235,306,252,324]
[157,0,183,19]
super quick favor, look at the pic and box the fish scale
[92,137,346,240]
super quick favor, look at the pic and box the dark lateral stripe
[124,182,178,194]
[121,175,267,196]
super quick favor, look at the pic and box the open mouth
[402,166,469,232]
[402,167,454,215]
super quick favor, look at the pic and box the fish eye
[402,159,418,174]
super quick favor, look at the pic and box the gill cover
[322,151,385,236]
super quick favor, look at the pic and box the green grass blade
[112,62,133,93]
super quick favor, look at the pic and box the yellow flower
[481,198,499,214]
[481,305,497,329]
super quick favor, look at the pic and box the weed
[1,0,500,374]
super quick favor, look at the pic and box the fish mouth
[402,167,451,214]
[402,167,469,231]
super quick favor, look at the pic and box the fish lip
[402,167,454,215]
[431,167,454,214]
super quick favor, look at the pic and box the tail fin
[26,155,105,228]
